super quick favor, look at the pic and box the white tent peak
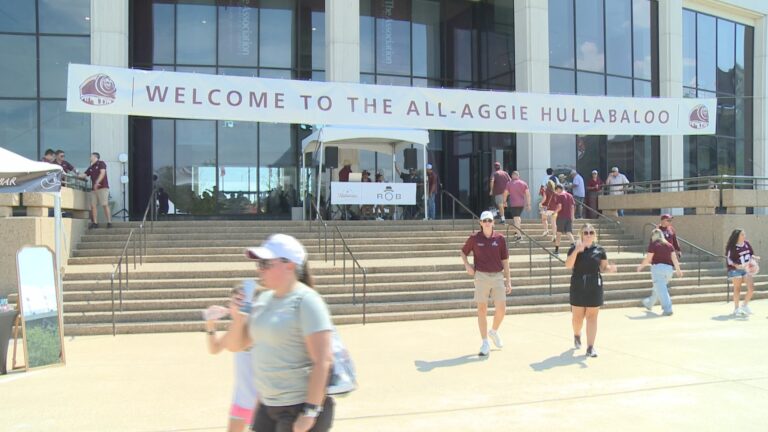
[0,147,63,174]
[302,125,429,155]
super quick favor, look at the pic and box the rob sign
[331,182,416,205]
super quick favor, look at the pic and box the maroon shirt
[427,171,438,194]
[545,187,558,211]
[648,241,675,265]
[338,166,351,182]
[84,160,109,189]
[658,225,681,252]
[461,231,509,273]
[554,192,575,220]
[56,160,76,174]
[727,241,754,271]
[490,170,511,195]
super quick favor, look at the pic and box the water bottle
[239,279,256,315]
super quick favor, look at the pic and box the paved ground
[3,299,768,431]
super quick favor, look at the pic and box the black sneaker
[574,335,582,349]
[107,223,113,228]
[586,346,598,358]
[90,223,99,229]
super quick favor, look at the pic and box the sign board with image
[331,182,416,205]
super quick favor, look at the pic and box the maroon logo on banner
[689,104,709,129]
[79,74,116,106]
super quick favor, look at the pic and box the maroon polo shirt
[490,170,511,195]
[648,241,675,265]
[84,160,109,189]
[554,192,575,220]
[461,231,508,273]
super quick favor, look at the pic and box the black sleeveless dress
[568,244,607,307]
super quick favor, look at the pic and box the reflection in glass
[176,120,216,215]
[717,19,735,95]
[377,75,411,86]
[0,35,37,97]
[360,2,375,73]
[376,0,411,76]
[152,3,175,64]
[606,134,633,180]
[259,122,295,215]
[311,9,325,70]
[736,24,745,91]
[550,68,574,95]
[260,0,294,68]
[40,101,90,168]
[576,135,604,178]
[39,0,90,34]
[176,3,216,65]
[219,120,258,214]
[682,10,696,87]
[152,120,175,209]
[716,97,736,137]
[575,0,604,72]
[718,137,736,175]
[39,36,90,98]
[412,0,440,78]
[577,71,604,96]
[0,0,35,33]
[632,0,652,79]
[634,80,652,97]
[551,134,576,172]
[605,0,632,77]
[548,0,574,68]
[607,77,633,97]
[0,100,37,159]
[696,14,716,91]
[218,4,259,67]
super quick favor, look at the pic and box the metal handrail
[308,198,329,262]
[505,223,565,296]
[641,222,729,300]
[108,188,156,336]
[331,226,369,324]
[599,175,768,195]
[440,190,479,232]
[579,201,622,254]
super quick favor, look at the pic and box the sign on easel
[16,246,66,371]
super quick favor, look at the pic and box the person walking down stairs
[637,229,683,316]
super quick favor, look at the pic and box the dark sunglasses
[258,258,290,270]
[582,231,596,235]
[481,219,494,223]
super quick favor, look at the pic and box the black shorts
[556,218,573,233]
[508,207,523,217]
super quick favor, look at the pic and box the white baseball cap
[245,234,307,266]
[426,163,433,169]
[480,211,494,221]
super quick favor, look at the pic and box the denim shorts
[727,269,748,279]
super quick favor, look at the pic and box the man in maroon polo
[658,214,682,258]
[553,184,576,254]
[461,211,512,357]
[489,162,511,224]
[79,152,112,229]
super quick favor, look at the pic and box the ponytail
[297,261,314,288]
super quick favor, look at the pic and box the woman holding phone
[219,234,335,432]
[565,223,617,357]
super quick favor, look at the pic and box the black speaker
[325,146,338,169]
[404,148,417,170]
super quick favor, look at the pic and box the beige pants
[473,271,506,303]
[90,188,109,206]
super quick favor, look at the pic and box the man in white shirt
[605,166,629,216]
[570,169,585,219]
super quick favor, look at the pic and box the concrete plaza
[3,299,768,431]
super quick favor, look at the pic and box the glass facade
[130,0,324,217]
[548,0,659,184]
[683,10,754,177]
[360,0,515,211]
[0,0,91,168]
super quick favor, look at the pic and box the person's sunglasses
[481,219,494,223]
[583,231,596,235]
[258,258,290,270]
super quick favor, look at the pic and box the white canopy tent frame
[0,147,64,309]
[301,126,430,220]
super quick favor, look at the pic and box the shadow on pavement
[711,314,748,321]
[529,349,587,371]
[414,354,486,372]
[625,311,663,320]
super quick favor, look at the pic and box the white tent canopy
[0,147,64,310]
[301,126,430,220]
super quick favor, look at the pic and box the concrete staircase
[62,220,768,335]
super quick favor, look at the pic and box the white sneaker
[741,304,753,315]
[479,340,490,356]
[734,306,748,317]
[641,297,652,311]
[488,329,504,349]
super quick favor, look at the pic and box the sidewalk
[3,300,766,431]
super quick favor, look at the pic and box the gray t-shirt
[248,283,333,406]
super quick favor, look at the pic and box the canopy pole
[392,153,397,220]
[301,151,306,220]
[316,143,324,220]
[54,192,63,313]
[422,145,428,220]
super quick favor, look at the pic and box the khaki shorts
[90,188,109,206]
[473,271,507,303]
[494,194,505,206]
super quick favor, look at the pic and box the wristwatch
[301,403,322,418]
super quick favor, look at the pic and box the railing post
[333,230,337,266]
[133,232,137,269]
[118,264,123,312]
[324,225,328,261]
[697,250,701,287]
[352,264,356,306]
[452,201,456,230]
[529,238,533,278]
[111,275,116,337]
[363,271,367,325]
[548,254,553,296]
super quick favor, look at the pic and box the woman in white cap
[221,234,335,432]
[460,211,512,356]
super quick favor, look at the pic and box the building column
[325,0,360,83]
[658,0,684,215]
[754,16,768,214]
[90,0,129,219]
[514,0,550,218]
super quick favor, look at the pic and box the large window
[131,0,324,216]
[0,0,91,168]
[548,0,659,184]
[683,10,753,177]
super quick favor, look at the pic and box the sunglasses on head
[582,231,596,235]
[481,219,494,223]
[257,258,290,270]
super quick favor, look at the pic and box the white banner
[331,182,416,205]
[67,64,716,135]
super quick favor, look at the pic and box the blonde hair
[580,223,598,243]
[650,228,669,245]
